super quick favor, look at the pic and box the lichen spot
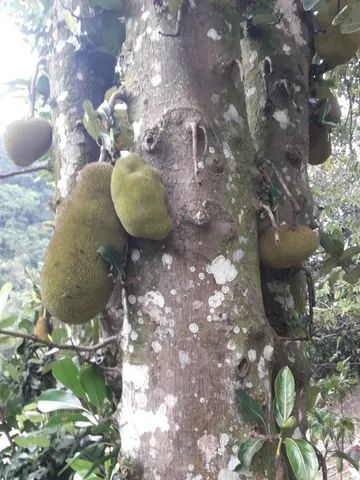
[141,10,150,21]
[263,345,274,361]
[283,44,291,54]
[223,104,243,127]
[207,28,221,41]
[132,118,143,142]
[179,350,191,368]
[151,74,162,87]
[233,249,244,262]
[197,433,218,466]
[208,291,225,309]
[189,323,199,334]
[206,256,238,285]
[131,249,141,262]
[161,253,173,269]
[273,109,290,129]
[248,349,257,362]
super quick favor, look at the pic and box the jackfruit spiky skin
[312,82,341,124]
[315,26,360,69]
[259,224,318,269]
[309,123,332,165]
[41,163,127,325]
[3,118,52,167]
[111,153,172,240]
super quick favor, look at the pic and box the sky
[0,10,36,132]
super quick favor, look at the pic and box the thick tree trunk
[46,0,316,477]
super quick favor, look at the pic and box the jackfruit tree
[1,0,360,478]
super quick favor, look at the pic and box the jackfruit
[3,118,52,167]
[111,153,172,240]
[312,82,341,124]
[309,123,332,165]
[42,163,127,325]
[314,0,346,29]
[314,26,360,69]
[259,224,318,269]
[34,316,49,341]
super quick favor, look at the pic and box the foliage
[235,367,318,479]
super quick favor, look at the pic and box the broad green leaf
[235,389,267,431]
[0,282,12,318]
[38,389,84,412]
[235,438,265,473]
[333,450,360,471]
[281,415,297,430]
[302,0,321,10]
[83,100,102,143]
[306,386,321,411]
[343,266,360,285]
[274,367,295,428]
[46,412,92,428]
[284,439,318,480]
[67,457,102,480]
[80,365,107,412]
[0,315,17,329]
[52,358,87,400]
[340,246,360,261]
[15,432,50,448]
[320,229,344,259]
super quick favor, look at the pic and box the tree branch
[0,162,50,179]
[0,328,118,352]
[30,57,47,118]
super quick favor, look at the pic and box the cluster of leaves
[235,367,318,479]
[307,361,359,475]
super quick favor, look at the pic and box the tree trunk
[47,0,316,477]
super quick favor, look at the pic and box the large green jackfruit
[315,26,360,69]
[4,118,52,167]
[41,163,127,324]
[309,123,332,165]
[111,153,172,240]
[259,224,318,269]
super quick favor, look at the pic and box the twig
[257,201,279,243]
[313,444,328,480]
[30,57,47,118]
[265,160,301,221]
[159,2,184,37]
[0,328,118,352]
[302,267,316,337]
[189,121,201,185]
[0,162,50,179]
[249,432,279,442]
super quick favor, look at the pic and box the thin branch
[0,162,50,179]
[0,328,118,352]
[30,57,47,118]
[257,201,279,243]
[313,445,328,480]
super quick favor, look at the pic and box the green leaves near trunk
[274,366,295,428]
[235,389,267,431]
[284,439,318,480]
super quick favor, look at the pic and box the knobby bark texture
[46,0,317,478]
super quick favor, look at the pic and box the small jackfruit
[315,26,360,69]
[259,224,318,269]
[312,82,341,124]
[309,123,332,165]
[34,316,49,341]
[42,163,127,325]
[4,118,52,167]
[111,153,172,240]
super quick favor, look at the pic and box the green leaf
[83,100,102,143]
[97,244,124,276]
[51,358,87,400]
[319,256,339,275]
[320,229,344,259]
[284,439,318,480]
[236,438,265,473]
[46,412,92,428]
[38,389,84,412]
[0,282,12,318]
[67,457,102,480]
[340,246,360,261]
[80,365,107,412]
[235,389,267,431]
[15,431,51,448]
[64,9,81,35]
[302,0,321,10]
[332,450,360,471]
[274,367,295,428]
[343,266,360,285]
[306,386,321,411]
[281,415,297,430]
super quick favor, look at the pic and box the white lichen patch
[152,341,162,353]
[207,28,221,41]
[283,44,291,54]
[208,290,225,309]
[141,10,150,21]
[246,86,256,98]
[248,349,257,362]
[263,345,274,361]
[222,142,236,171]
[220,433,230,446]
[189,323,199,334]
[161,253,173,269]
[211,93,220,104]
[232,249,244,262]
[206,256,238,285]
[179,350,191,368]
[197,433,218,466]
[130,249,141,262]
[128,294,136,305]
[249,49,258,66]
[223,104,243,127]
[151,74,162,87]
[132,118,143,142]
[57,91,68,103]
[273,109,290,129]
[227,340,236,351]
[134,33,145,53]
[257,356,268,379]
